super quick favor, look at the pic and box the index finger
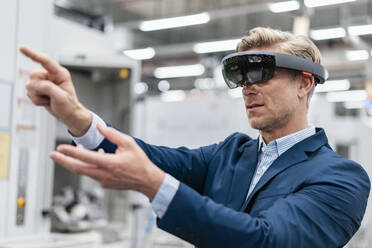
[19,46,61,74]
[56,144,113,169]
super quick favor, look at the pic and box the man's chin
[248,119,273,132]
[248,120,265,130]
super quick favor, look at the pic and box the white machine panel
[0,0,55,240]
[0,83,12,130]
[0,1,17,82]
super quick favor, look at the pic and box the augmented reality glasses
[222,51,329,89]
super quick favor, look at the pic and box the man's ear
[298,74,314,99]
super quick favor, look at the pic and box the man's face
[242,48,301,132]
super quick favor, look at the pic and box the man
[21,27,370,248]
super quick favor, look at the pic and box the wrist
[141,163,165,201]
[65,104,93,137]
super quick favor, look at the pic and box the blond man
[21,27,370,248]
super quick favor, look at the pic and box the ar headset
[221,50,328,89]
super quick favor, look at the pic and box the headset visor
[222,51,328,89]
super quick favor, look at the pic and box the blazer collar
[227,138,259,210]
[240,127,329,211]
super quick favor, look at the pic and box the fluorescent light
[304,0,356,8]
[158,80,170,92]
[154,64,205,79]
[134,82,148,95]
[139,12,210,31]
[193,39,241,54]
[315,79,350,93]
[326,90,367,102]
[228,88,243,98]
[123,47,155,60]
[345,50,369,61]
[161,90,186,102]
[268,1,300,13]
[348,24,372,36]
[194,78,215,90]
[310,27,346,40]
[55,0,73,8]
[344,101,365,109]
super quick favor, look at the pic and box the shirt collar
[258,126,316,156]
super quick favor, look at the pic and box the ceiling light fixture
[158,80,170,92]
[268,1,300,13]
[54,0,73,8]
[134,82,148,95]
[310,27,346,40]
[139,12,210,32]
[315,79,350,93]
[161,90,186,102]
[344,101,365,109]
[304,0,356,8]
[123,47,155,60]
[326,90,367,102]
[193,39,241,54]
[154,64,205,79]
[348,24,372,36]
[345,50,369,61]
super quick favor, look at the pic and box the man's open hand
[50,124,165,201]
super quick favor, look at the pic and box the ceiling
[56,0,372,46]
[54,0,372,91]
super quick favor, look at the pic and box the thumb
[97,123,135,149]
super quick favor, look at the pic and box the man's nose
[242,84,259,96]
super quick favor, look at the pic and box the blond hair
[236,27,322,108]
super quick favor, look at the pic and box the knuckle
[27,95,39,105]
[38,82,50,92]
[29,70,45,79]
[62,67,71,77]
[29,72,39,79]
[128,137,136,146]
[25,81,31,90]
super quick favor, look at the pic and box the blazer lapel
[240,128,329,211]
[226,139,259,210]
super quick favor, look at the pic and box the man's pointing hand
[20,46,92,137]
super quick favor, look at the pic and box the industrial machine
[0,0,56,240]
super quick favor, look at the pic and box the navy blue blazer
[98,127,370,248]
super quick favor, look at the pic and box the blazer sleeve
[156,161,370,248]
[95,124,237,194]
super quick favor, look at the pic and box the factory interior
[1,0,372,247]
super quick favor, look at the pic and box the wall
[310,94,372,238]
[133,90,372,246]
[133,92,258,148]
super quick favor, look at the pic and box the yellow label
[17,197,26,208]
[0,132,11,179]
[366,80,372,100]
[119,68,130,79]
